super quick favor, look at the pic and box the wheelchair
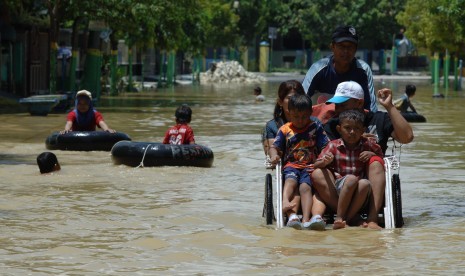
[262,152,404,229]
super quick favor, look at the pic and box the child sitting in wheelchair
[314,109,384,229]
[268,94,330,230]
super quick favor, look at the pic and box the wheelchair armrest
[264,155,276,170]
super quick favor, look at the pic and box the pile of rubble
[200,61,266,84]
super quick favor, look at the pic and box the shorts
[334,176,371,210]
[283,167,312,187]
[334,176,348,195]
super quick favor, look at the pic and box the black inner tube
[46,131,131,151]
[111,141,214,168]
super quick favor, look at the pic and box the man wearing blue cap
[302,25,377,112]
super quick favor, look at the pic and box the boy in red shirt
[163,104,195,145]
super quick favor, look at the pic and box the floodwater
[1,76,464,275]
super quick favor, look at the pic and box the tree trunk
[128,46,133,92]
[81,30,102,100]
[48,1,60,94]
[110,36,118,96]
[69,17,84,93]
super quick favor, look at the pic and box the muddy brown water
[1,78,464,275]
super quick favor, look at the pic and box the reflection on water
[1,78,464,274]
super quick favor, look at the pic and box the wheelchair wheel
[263,173,274,225]
[392,174,404,228]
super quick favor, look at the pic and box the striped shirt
[273,120,330,171]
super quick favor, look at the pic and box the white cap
[326,81,363,104]
[76,90,92,100]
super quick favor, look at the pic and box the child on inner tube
[163,104,196,145]
[60,90,115,134]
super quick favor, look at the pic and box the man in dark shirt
[302,25,378,112]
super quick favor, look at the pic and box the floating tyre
[45,131,131,151]
[111,141,214,168]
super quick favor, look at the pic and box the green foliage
[397,0,465,54]
[272,0,405,49]
[201,0,240,49]
[234,0,263,45]
[5,0,464,60]
[2,0,49,27]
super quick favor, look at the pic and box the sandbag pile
[200,61,266,84]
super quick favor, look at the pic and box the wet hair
[273,80,306,126]
[405,84,416,97]
[338,109,365,126]
[254,86,262,95]
[175,104,192,124]
[37,152,59,174]
[288,94,313,112]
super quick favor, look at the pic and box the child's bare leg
[346,179,371,226]
[334,175,358,230]
[289,194,300,215]
[367,161,385,230]
[299,183,313,222]
[311,193,326,218]
[282,178,299,216]
[311,168,338,212]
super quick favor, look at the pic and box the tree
[234,0,264,46]
[272,0,405,49]
[202,0,240,53]
[397,0,465,55]
[2,0,49,27]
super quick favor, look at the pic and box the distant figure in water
[60,90,115,134]
[254,86,265,102]
[37,152,61,174]
[394,84,417,113]
[163,104,196,145]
